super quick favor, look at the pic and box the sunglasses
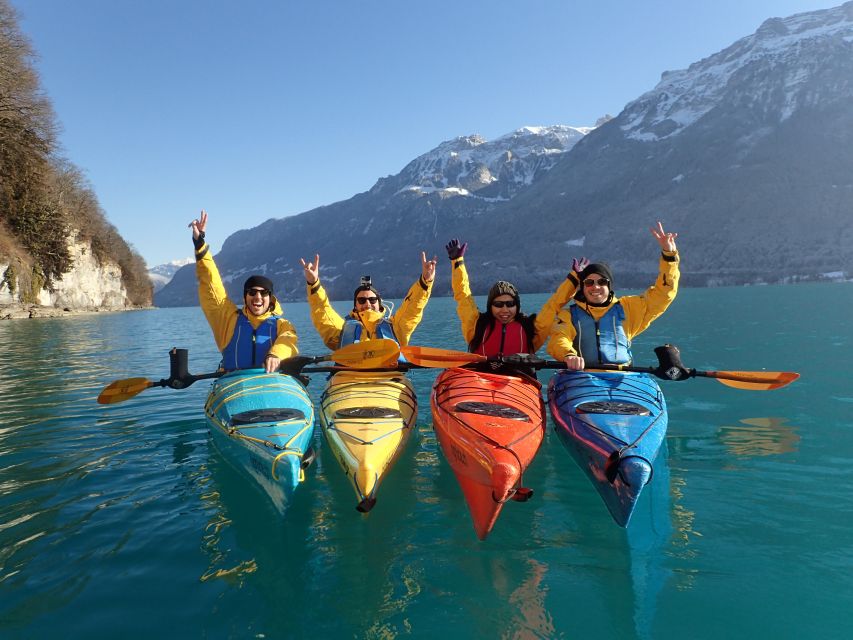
[491,300,517,308]
[245,288,271,297]
[583,278,610,287]
[356,296,379,305]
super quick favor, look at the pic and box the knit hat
[487,280,521,310]
[574,262,614,303]
[243,275,274,295]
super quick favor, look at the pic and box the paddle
[400,345,486,368]
[97,339,401,404]
[501,345,799,391]
[401,344,799,391]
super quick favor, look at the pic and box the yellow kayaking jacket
[450,258,579,353]
[195,243,299,361]
[306,276,433,350]
[547,251,680,360]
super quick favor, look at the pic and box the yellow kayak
[319,370,417,512]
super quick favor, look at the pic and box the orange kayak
[430,367,546,540]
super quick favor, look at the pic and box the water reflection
[718,417,800,457]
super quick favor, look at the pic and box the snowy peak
[148,258,193,293]
[620,1,853,141]
[388,124,589,200]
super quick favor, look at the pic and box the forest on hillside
[0,0,150,305]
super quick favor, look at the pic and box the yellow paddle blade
[705,371,800,391]
[401,345,487,368]
[97,377,154,404]
[330,339,400,368]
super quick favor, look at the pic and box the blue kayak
[547,370,667,527]
[205,370,315,512]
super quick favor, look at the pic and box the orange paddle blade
[97,377,154,404]
[702,370,799,391]
[330,339,400,368]
[401,345,487,368]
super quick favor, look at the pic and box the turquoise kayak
[205,370,315,512]
[547,370,667,527]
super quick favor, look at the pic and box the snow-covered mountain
[155,125,593,306]
[157,2,853,307]
[482,1,853,288]
[621,3,853,142]
[383,125,589,201]
[148,258,193,293]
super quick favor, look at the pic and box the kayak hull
[431,367,545,540]
[205,370,315,513]
[319,370,417,512]
[547,370,667,527]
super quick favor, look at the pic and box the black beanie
[487,280,521,310]
[575,263,614,303]
[243,275,274,294]
[353,276,383,309]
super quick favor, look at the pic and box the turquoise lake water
[1,282,852,639]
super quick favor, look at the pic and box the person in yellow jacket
[444,238,586,371]
[189,210,298,373]
[547,221,680,370]
[299,252,437,351]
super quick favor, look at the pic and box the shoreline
[0,304,154,320]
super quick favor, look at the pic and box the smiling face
[490,294,518,324]
[244,287,272,316]
[582,274,611,305]
[354,290,381,313]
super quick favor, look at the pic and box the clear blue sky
[11,0,838,267]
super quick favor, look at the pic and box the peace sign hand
[188,209,208,241]
[651,220,678,253]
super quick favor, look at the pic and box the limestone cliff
[0,231,141,313]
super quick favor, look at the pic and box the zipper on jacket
[595,320,603,364]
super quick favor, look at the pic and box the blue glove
[446,238,468,260]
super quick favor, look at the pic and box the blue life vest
[339,316,405,362]
[221,311,280,370]
[570,303,632,365]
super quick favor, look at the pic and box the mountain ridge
[156,2,853,308]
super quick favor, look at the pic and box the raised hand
[572,257,589,273]
[445,238,468,260]
[188,209,208,241]
[300,254,320,285]
[421,252,437,283]
[651,221,678,252]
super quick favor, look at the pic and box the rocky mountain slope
[156,126,590,306]
[484,1,853,289]
[157,2,853,307]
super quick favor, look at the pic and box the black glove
[446,238,468,260]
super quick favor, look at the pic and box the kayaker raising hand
[189,210,299,374]
[299,250,436,353]
[444,237,585,375]
[548,221,680,371]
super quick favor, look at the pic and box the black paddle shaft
[498,345,696,382]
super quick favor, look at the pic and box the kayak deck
[205,370,315,513]
[320,370,417,512]
[548,370,667,527]
[431,367,545,540]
